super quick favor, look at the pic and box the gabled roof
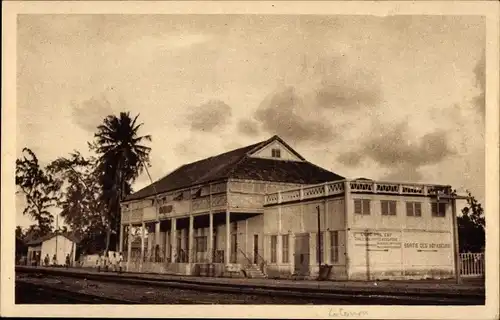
[125,135,344,201]
[26,231,80,246]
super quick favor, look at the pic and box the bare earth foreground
[16,273,335,304]
[15,268,484,305]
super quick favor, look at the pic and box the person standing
[110,252,117,272]
[103,251,109,272]
[118,252,124,273]
[96,253,102,272]
[44,254,50,267]
[52,253,57,266]
[65,254,70,268]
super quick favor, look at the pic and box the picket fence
[460,253,485,277]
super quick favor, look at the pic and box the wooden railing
[255,251,267,274]
[264,179,452,205]
[238,248,253,267]
[460,253,485,277]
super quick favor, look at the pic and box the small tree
[458,191,485,253]
[47,151,107,254]
[16,148,61,237]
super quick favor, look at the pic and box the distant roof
[125,135,344,201]
[26,232,80,246]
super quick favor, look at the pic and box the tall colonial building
[120,135,458,280]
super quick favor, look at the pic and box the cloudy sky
[16,14,485,228]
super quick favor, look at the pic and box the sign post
[317,206,322,273]
[435,188,470,285]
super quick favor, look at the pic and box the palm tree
[92,112,152,251]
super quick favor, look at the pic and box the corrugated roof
[231,157,344,184]
[125,135,344,201]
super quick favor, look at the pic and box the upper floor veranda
[120,177,455,226]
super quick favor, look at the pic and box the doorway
[253,234,259,264]
[294,233,310,275]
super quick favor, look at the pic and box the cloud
[336,151,363,167]
[337,121,456,181]
[246,53,382,145]
[71,90,116,133]
[186,100,232,133]
[311,57,381,110]
[382,165,424,182]
[253,87,336,145]
[472,52,485,115]
[237,119,260,137]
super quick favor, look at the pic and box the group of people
[42,253,72,267]
[96,251,124,273]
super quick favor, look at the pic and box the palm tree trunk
[105,228,111,252]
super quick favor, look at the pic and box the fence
[460,253,485,277]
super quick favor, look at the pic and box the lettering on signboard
[159,205,173,215]
[353,231,401,250]
[404,242,451,252]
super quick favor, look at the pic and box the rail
[460,253,485,277]
[238,248,253,267]
[264,179,453,205]
[255,251,267,274]
[15,266,485,305]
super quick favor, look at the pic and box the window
[354,199,371,215]
[270,235,277,263]
[316,232,324,263]
[330,231,339,263]
[271,148,281,158]
[432,202,447,217]
[406,202,422,217]
[195,236,207,252]
[282,235,289,263]
[381,200,397,216]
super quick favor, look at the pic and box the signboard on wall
[353,231,401,251]
[403,241,451,252]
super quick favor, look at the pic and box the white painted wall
[346,193,455,279]
[40,235,76,265]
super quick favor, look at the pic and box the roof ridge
[225,135,277,177]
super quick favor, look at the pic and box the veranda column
[288,233,294,274]
[208,213,214,263]
[127,224,132,272]
[188,215,194,263]
[119,224,124,253]
[225,210,230,265]
[171,218,177,262]
[155,221,160,262]
[140,222,145,270]
[344,181,351,280]
[165,229,170,262]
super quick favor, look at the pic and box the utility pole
[317,206,322,269]
[450,194,462,285]
[55,214,59,265]
[437,188,469,285]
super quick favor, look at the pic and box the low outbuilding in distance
[26,231,79,267]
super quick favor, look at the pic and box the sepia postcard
[1,1,499,319]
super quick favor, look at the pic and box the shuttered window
[381,200,397,216]
[282,235,289,263]
[406,202,422,217]
[330,231,339,263]
[270,235,277,263]
[431,202,447,217]
[354,199,371,215]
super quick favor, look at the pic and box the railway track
[16,281,135,304]
[15,267,485,305]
